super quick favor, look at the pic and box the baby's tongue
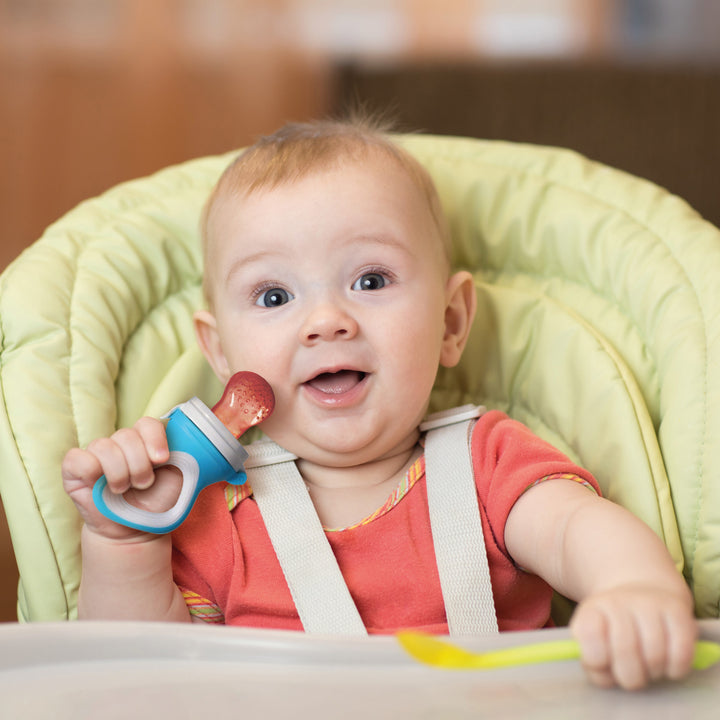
[307,370,363,395]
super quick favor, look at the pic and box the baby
[62,118,697,690]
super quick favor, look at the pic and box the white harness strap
[246,439,367,636]
[421,405,499,635]
[244,404,498,636]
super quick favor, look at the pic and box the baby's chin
[274,425,422,470]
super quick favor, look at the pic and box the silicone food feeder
[93,372,274,534]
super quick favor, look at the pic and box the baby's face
[203,154,454,466]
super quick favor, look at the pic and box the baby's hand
[570,583,697,690]
[62,417,180,541]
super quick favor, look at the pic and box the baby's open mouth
[305,370,367,395]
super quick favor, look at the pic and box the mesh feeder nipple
[211,371,275,438]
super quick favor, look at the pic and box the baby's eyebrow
[223,250,284,285]
[347,233,413,256]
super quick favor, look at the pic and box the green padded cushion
[1,135,719,622]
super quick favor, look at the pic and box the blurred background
[1,0,718,621]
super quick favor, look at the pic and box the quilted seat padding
[1,135,719,622]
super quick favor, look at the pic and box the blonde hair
[201,117,450,306]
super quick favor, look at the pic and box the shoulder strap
[245,405,498,637]
[421,405,499,635]
[246,439,367,636]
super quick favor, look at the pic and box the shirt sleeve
[471,409,601,558]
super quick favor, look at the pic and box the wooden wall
[0,0,333,273]
[333,59,720,229]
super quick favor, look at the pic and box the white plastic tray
[0,621,718,719]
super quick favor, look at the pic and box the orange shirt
[172,410,599,632]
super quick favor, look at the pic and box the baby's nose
[300,302,358,344]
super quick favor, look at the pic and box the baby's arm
[504,478,697,690]
[62,417,192,622]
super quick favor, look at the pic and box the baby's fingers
[572,591,698,690]
[635,616,669,682]
[627,593,696,682]
[61,447,104,492]
[87,430,152,493]
[571,604,614,687]
[607,610,653,689]
[663,607,698,679]
[572,605,648,690]
[132,416,170,466]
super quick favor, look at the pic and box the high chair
[1,135,719,623]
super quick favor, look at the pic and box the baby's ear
[440,270,477,368]
[193,309,231,383]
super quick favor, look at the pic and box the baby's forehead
[215,160,425,236]
[205,141,450,263]
[212,155,418,225]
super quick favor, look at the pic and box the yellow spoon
[397,632,720,671]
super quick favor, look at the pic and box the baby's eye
[352,272,388,292]
[255,287,294,307]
